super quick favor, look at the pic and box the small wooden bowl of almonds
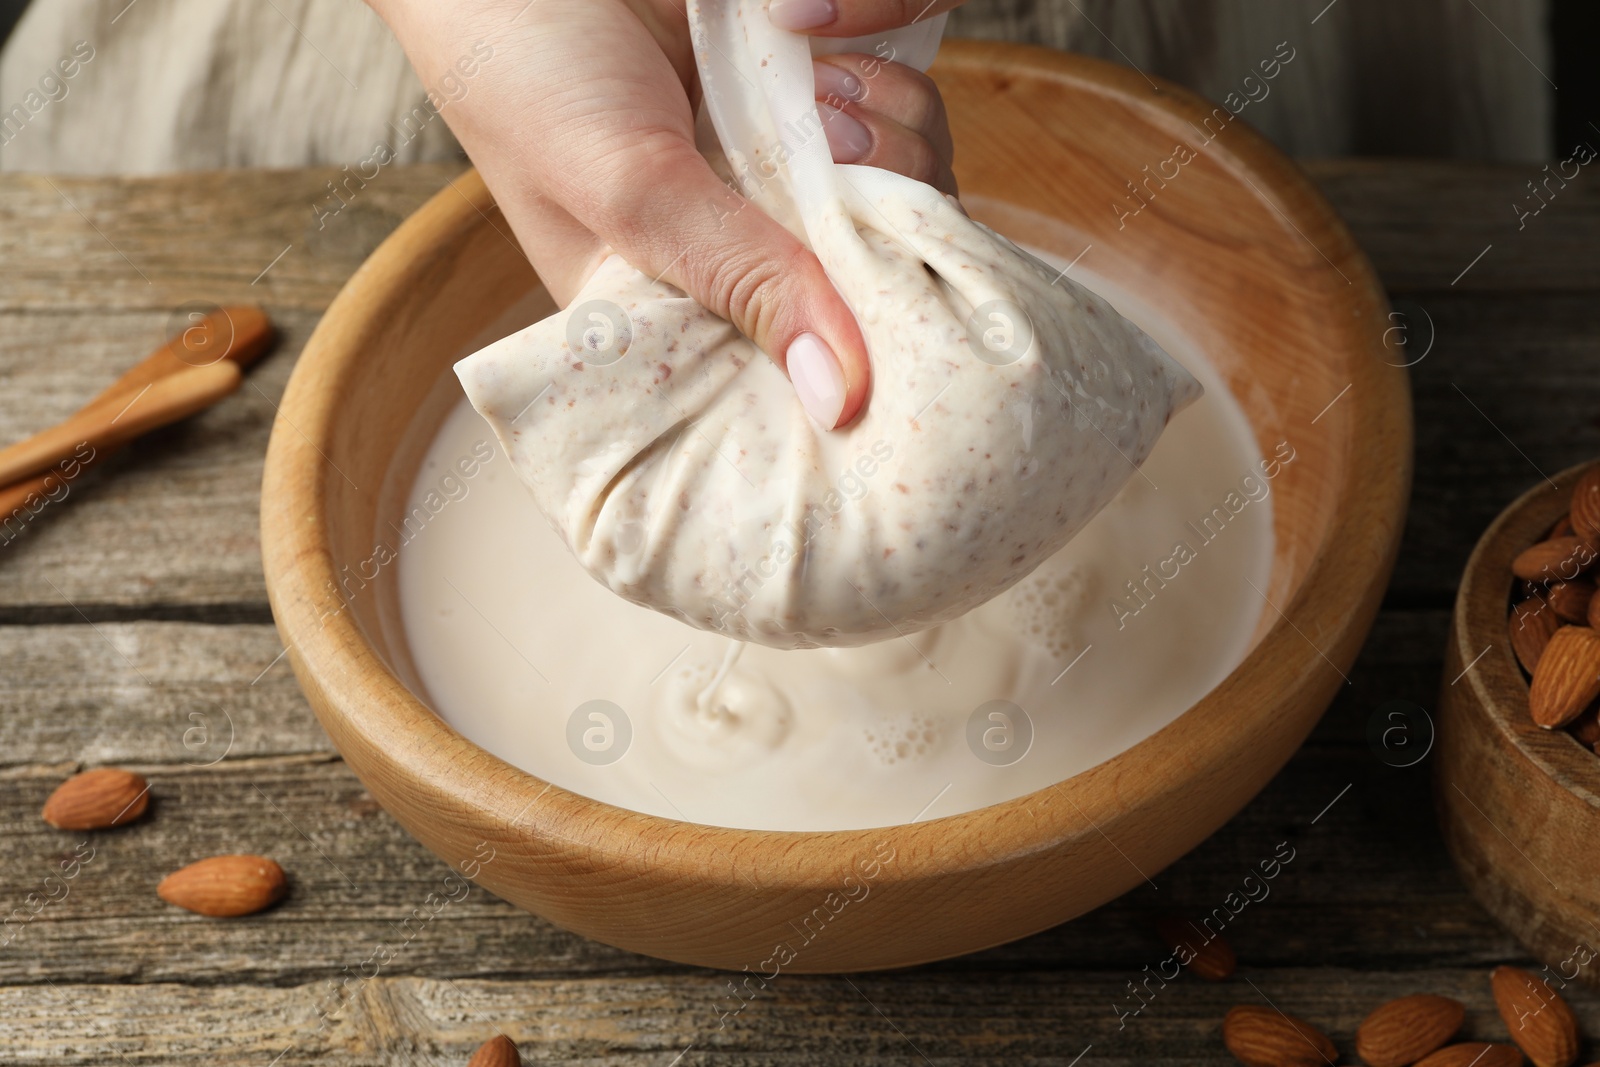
[1438,459,1600,985]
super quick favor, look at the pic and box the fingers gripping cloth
[454,0,1201,650]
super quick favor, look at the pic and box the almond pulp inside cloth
[455,0,1201,650]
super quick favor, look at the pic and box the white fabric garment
[0,0,460,173]
[456,0,1200,650]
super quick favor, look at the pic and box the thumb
[577,137,870,430]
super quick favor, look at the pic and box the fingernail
[813,60,866,104]
[769,0,837,30]
[787,332,847,430]
[818,103,871,164]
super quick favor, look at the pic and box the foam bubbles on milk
[399,295,1275,830]
[1000,556,1095,660]
[862,712,942,766]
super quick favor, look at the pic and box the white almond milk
[396,262,1275,831]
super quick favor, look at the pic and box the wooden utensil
[0,306,273,519]
[0,360,243,488]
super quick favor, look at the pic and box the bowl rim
[1449,457,1600,806]
[261,42,1413,892]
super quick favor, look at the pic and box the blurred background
[0,0,1593,174]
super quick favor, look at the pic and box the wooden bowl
[260,43,1411,971]
[1437,459,1600,983]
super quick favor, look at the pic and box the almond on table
[1154,916,1237,981]
[466,1035,520,1067]
[1356,993,1465,1067]
[41,768,150,831]
[1491,965,1579,1067]
[1415,1043,1525,1067]
[157,855,287,918]
[1221,1005,1338,1067]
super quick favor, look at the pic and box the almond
[1222,1005,1337,1067]
[1156,916,1236,981]
[467,1035,521,1067]
[157,855,286,917]
[1530,627,1600,728]
[1513,537,1598,583]
[1549,579,1596,624]
[1510,598,1562,674]
[1569,704,1600,746]
[1589,585,1600,630]
[1552,515,1576,538]
[1415,1043,1525,1067]
[1572,467,1600,543]
[1356,993,1466,1067]
[1492,965,1579,1067]
[41,767,150,830]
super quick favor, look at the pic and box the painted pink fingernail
[818,103,871,164]
[812,60,866,104]
[787,332,847,430]
[769,0,838,31]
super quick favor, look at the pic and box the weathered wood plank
[0,610,1449,769]
[0,623,319,768]
[3,164,1598,614]
[2,163,1593,318]
[7,290,1597,611]
[0,165,469,313]
[0,150,1590,1067]
[1396,293,1600,601]
[0,755,648,985]
[0,608,1523,985]
[0,310,302,616]
[4,965,1592,1066]
[1312,160,1600,293]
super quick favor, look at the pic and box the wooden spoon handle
[0,361,242,488]
[81,305,274,416]
[0,306,272,523]
[0,455,99,526]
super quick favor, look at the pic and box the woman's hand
[368,0,963,429]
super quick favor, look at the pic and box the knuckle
[713,244,806,347]
[583,131,703,244]
[861,65,946,142]
[877,134,944,189]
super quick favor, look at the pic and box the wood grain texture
[2,163,1596,616]
[0,83,1598,1067]
[1437,460,1600,987]
[0,623,318,768]
[12,966,1599,1067]
[0,738,1518,987]
[259,45,1408,972]
[0,164,473,312]
[0,614,1518,988]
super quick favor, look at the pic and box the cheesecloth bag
[455,0,1201,650]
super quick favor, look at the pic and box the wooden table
[0,160,1596,1064]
